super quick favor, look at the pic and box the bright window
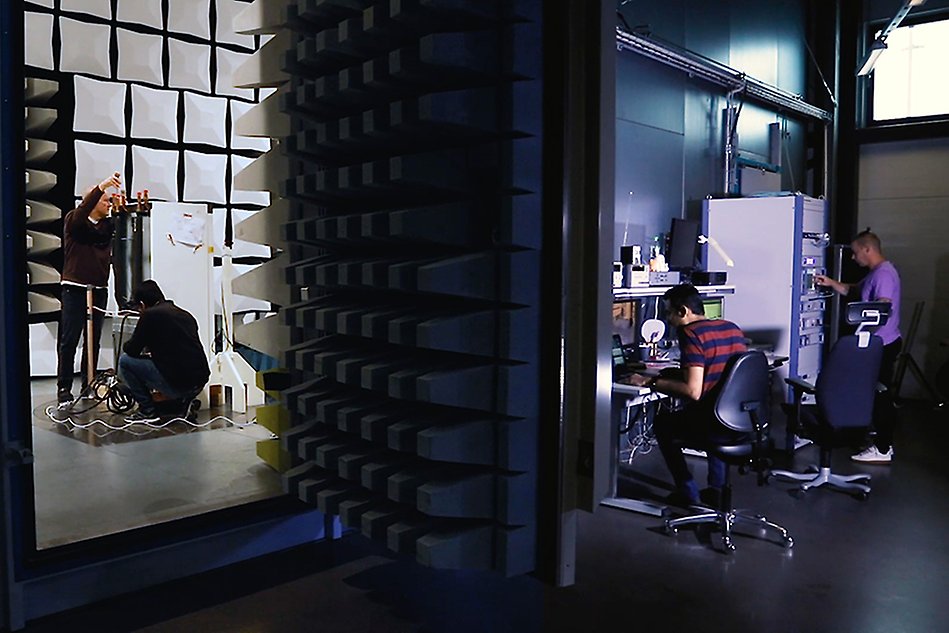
[872,19,949,121]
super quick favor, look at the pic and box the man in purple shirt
[816,229,901,463]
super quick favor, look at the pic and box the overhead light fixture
[856,38,888,76]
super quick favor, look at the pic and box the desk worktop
[613,284,735,300]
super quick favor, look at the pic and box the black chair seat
[663,351,792,552]
[771,334,883,498]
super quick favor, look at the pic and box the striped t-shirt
[678,319,747,396]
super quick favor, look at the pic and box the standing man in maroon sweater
[57,172,121,404]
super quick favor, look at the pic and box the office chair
[771,303,886,499]
[664,351,793,552]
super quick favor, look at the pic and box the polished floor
[20,400,949,633]
[30,377,282,548]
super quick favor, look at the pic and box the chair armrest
[784,377,816,394]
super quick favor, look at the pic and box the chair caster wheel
[784,537,794,549]
[664,521,677,536]
[856,491,870,501]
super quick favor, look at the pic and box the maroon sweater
[61,187,114,287]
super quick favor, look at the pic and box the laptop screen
[612,334,626,367]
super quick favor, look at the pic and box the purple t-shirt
[857,260,901,345]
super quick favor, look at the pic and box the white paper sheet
[184,151,227,204]
[168,0,210,40]
[183,92,227,147]
[216,48,254,100]
[168,39,212,93]
[117,28,164,85]
[132,146,179,201]
[131,84,179,142]
[73,140,126,198]
[25,12,54,70]
[117,0,163,30]
[59,17,111,77]
[74,76,126,137]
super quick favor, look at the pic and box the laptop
[612,334,642,381]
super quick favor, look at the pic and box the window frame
[863,10,949,128]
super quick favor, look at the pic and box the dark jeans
[872,338,902,452]
[57,285,107,395]
[654,403,737,491]
[117,354,191,412]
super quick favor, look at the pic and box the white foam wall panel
[62,0,111,19]
[216,48,254,100]
[132,146,179,201]
[184,151,227,204]
[73,141,126,197]
[216,0,256,48]
[169,39,212,93]
[131,84,179,143]
[59,18,111,77]
[168,0,211,40]
[74,75,126,137]
[25,12,55,70]
[183,92,227,147]
[117,28,164,85]
[117,0,163,30]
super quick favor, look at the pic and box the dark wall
[614,0,811,259]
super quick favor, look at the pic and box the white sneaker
[851,445,893,463]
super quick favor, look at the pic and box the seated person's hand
[624,373,653,387]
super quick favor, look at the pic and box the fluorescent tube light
[856,38,887,76]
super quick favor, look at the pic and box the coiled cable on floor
[45,405,258,434]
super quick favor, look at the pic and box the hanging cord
[782,119,797,191]
[803,38,837,107]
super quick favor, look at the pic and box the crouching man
[119,280,211,422]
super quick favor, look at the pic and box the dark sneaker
[664,488,700,508]
[57,390,74,405]
[125,410,160,423]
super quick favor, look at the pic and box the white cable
[45,406,259,433]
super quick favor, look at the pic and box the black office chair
[664,351,793,552]
[771,303,886,499]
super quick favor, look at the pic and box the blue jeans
[118,354,189,412]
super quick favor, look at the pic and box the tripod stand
[893,300,946,408]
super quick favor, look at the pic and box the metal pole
[828,244,845,346]
[85,285,95,388]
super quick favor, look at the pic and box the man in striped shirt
[626,284,747,507]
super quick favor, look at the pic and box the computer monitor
[702,297,724,320]
[667,218,700,271]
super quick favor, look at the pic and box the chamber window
[872,19,949,122]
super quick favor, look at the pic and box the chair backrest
[816,334,884,428]
[712,351,771,434]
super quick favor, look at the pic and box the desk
[603,352,790,517]
[603,382,669,516]
[613,284,735,301]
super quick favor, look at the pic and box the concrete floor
[30,378,283,548]
[19,400,949,633]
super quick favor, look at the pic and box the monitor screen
[702,297,724,320]
[667,218,700,271]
